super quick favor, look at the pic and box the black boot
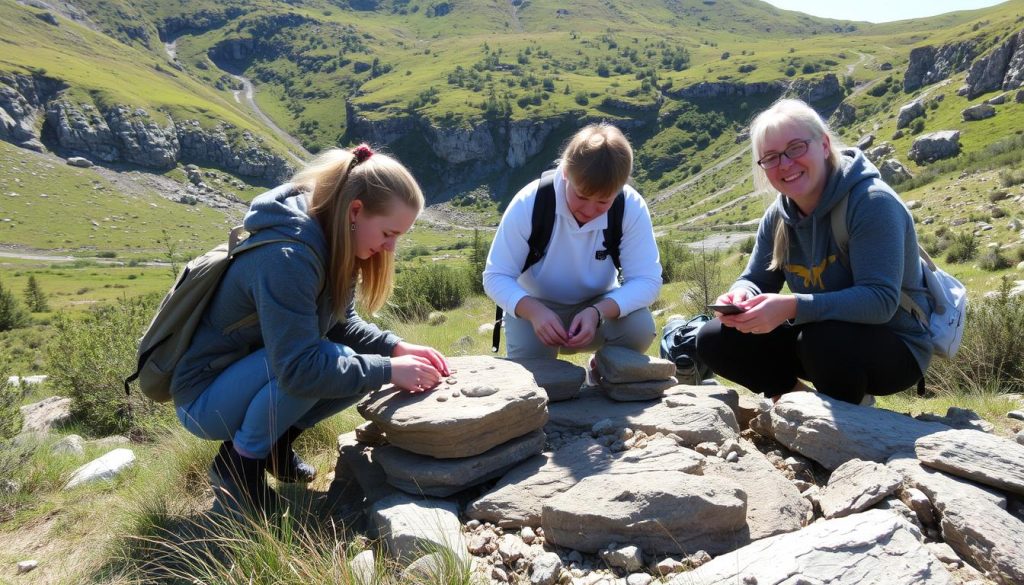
[209,441,278,516]
[267,426,317,483]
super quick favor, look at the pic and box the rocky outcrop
[1,73,290,181]
[666,74,841,104]
[207,13,311,65]
[966,29,1024,99]
[879,159,912,184]
[908,130,961,164]
[156,7,246,40]
[904,41,979,92]
[962,103,996,121]
[0,73,65,151]
[829,101,856,127]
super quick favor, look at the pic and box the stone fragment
[17,560,38,574]
[600,377,677,401]
[401,552,448,582]
[369,494,467,564]
[66,156,92,167]
[542,471,747,555]
[600,544,644,572]
[64,448,135,489]
[348,549,375,585]
[703,440,810,540]
[374,429,546,497]
[915,429,1024,496]
[818,459,902,519]
[770,392,949,470]
[467,436,703,528]
[521,526,536,544]
[655,558,685,575]
[1008,410,1024,421]
[900,487,936,527]
[547,387,738,447]
[354,421,386,445]
[627,574,652,585]
[358,356,548,458]
[594,345,676,383]
[530,552,563,585]
[679,510,953,585]
[19,396,71,433]
[329,432,396,511]
[505,358,586,402]
[52,434,85,456]
[497,533,528,564]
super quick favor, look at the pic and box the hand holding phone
[707,303,746,315]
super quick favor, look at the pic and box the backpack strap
[829,192,928,325]
[601,193,626,271]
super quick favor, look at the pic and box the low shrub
[45,295,173,440]
[944,232,978,264]
[928,277,1024,394]
[657,238,691,284]
[0,358,21,441]
[389,264,470,321]
[978,248,1012,271]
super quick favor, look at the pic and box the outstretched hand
[393,341,450,376]
[390,354,442,393]
[718,293,796,335]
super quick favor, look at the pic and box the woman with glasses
[696,98,932,405]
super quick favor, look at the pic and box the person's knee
[695,319,726,365]
[605,308,656,353]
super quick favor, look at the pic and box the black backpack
[659,315,713,385]
[491,169,625,352]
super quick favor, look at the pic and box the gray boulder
[866,143,894,161]
[896,100,925,129]
[879,159,912,184]
[817,459,902,519]
[830,102,856,127]
[358,356,548,459]
[915,429,1024,496]
[64,448,135,489]
[19,396,71,433]
[770,392,950,470]
[369,494,468,564]
[65,156,92,168]
[856,133,874,150]
[594,346,676,383]
[908,130,961,164]
[961,103,996,121]
[542,470,747,555]
[681,509,953,585]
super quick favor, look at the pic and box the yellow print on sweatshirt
[785,255,838,290]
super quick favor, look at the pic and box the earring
[350,222,356,231]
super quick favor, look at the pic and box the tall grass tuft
[927,277,1024,395]
[389,265,471,322]
[45,295,174,440]
[944,232,978,264]
[657,238,692,284]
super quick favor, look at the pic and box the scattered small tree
[681,243,726,316]
[0,278,30,332]
[23,275,49,312]
[468,229,490,295]
[0,354,22,441]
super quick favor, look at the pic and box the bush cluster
[944,232,978,264]
[929,278,1024,394]
[657,238,692,284]
[45,295,173,440]
[389,264,471,322]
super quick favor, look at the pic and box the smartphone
[707,303,746,315]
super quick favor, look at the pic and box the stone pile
[355,356,551,498]
[593,346,677,401]
[329,356,1024,585]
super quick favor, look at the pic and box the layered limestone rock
[914,429,1024,496]
[504,358,585,403]
[358,356,548,459]
[908,130,961,164]
[904,41,979,92]
[966,29,1024,98]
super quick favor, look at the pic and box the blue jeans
[176,342,359,458]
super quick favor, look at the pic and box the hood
[242,183,328,263]
[775,148,880,227]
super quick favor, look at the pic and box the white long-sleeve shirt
[483,165,662,317]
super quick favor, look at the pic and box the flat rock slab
[818,459,902,519]
[370,494,468,564]
[358,356,548,458]
[331,432,397,507]
[600,376,677,401]
[888,455,1024,585]
[771,392,950,469]
[503,358,585,402]
[374,429,546,497]
[595,345,676,383]
[547,388,738,446]
[703,440,810,541]
[64,448,135,489]
[681,509,954,585]
[915,429,1024,496]
[542,470,747,555]
[467,436,704,528]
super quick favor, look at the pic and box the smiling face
[564,172,618,225]
[760,122,831,214]
[348,198,418,260]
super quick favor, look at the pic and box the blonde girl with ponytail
[172,144,450,516]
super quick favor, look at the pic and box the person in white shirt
[484,123,662,360]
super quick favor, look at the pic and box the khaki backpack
[124,226,296,402]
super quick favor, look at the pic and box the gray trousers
[504,295,657,359]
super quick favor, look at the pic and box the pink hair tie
[352,144,374,164]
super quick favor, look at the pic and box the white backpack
[831,193,967,358]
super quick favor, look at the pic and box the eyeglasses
[757,139,811,169]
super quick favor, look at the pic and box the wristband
[588,305,604,329]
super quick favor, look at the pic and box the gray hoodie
[733,149,932,374]
[171,184,398,407]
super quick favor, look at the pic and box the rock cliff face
[0,73,291,182]
[666,74,841,104]
[903,41,979,92]
[966,29,1024,99]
